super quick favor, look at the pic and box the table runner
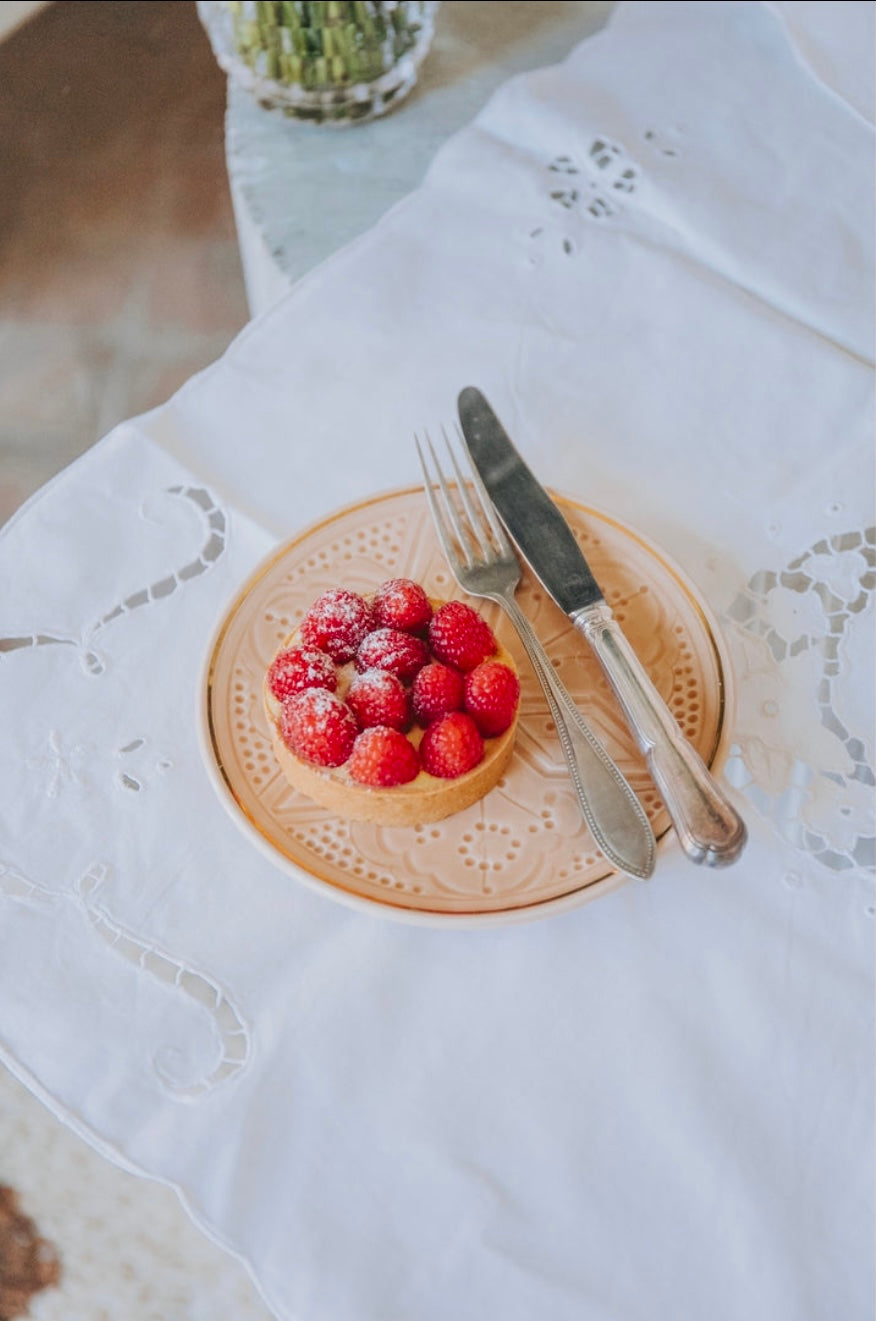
[1,3,873,1318]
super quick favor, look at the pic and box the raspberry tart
[263,580,520,825]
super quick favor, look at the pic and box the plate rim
[196,484,735,927]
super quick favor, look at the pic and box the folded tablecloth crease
[1,4,873,1319]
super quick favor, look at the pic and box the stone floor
[0,3,274,1316]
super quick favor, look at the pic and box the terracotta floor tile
[0,322,107,428]
[96,330,237,431]
[145,236,251,334]
[0,0,250,527]
[0,240,142,325]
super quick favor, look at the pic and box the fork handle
[496,592,655,880]
[572,602,747,867]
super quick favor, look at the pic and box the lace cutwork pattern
[723,527,875,875]
[1,860,251,1099]
[1,484,250,1096]
[530,127,681,256]
[0,486,225,676]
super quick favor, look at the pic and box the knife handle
[572,603,746,867]
[497,591,656,881]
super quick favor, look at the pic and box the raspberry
[347,669,411,732]
[372,578,433,634]
[348,726,421,787]
[464,661,520,736]
[420,711,484,779]
[300,589,374,663]
[356,628,430,682]
[266,646,337,702]
[411,662,465,726]
[279,688,357,768]
[428,601,497,673]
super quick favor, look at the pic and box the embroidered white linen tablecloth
[1,3,873,1318]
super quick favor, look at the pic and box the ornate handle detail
[497,592,656,880]
[573,602,747,867]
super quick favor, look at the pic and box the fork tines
[414,425,511,569]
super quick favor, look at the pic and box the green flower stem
[227,0,424,91]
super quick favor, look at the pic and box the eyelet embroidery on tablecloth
[116,737,174,793]
[643,127,682,158]
[549,140,639,221]
[78,864,250,1098]
[0,861,58,910]
[530,138,638,255]
[531,129,682,257]
[530,139,638,255]
[25,732,174,798]
[25,729,88,799]
[2,483,249,1094]
[722,526,875,877]
[0,860,251,1099]
[0,485,225,676]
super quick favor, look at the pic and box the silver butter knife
[458,386,747,868]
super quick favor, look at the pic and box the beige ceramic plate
[200,487,733,927]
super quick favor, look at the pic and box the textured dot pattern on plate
[203,488,731,923]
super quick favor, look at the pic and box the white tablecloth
[224,1,615,316]
[2,4,873,1318]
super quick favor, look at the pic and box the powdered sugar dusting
[349,667,401,694]
[348,726,421,787]
[429,601,497,672]
[300,589,374,662]
[267,645,337,700]
[298,688,342,718]
[280,687,357,767]
[372,578,433,632]
[347,667,411,732]
[356,628,429,680]
[268,583,516,787]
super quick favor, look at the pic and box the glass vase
[198,1,440,126]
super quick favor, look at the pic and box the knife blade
[458,386,747,868]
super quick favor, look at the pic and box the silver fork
[416,428,656,881]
